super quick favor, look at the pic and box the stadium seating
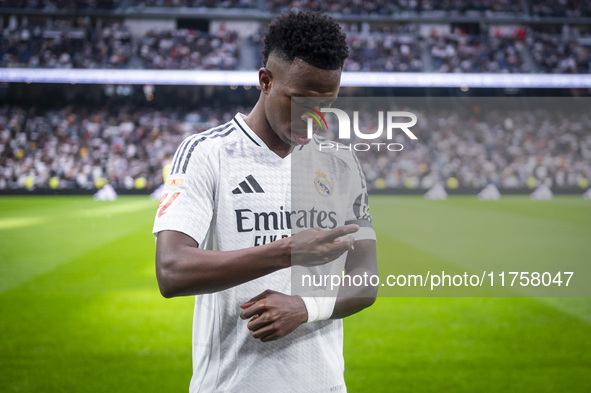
[1,102,589,192]
[2,11,590,73]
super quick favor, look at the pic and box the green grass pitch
[0,195,590,392]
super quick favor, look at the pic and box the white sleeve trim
[353,227,377,242]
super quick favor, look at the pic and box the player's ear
[259,67,272,95]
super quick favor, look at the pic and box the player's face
[262,57,341,147]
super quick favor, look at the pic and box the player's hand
[290,224,358,267]
[239,290,308,342]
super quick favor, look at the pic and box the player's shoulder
[168,121,240,176]
[187,121,241,151]
[309,134,361,168]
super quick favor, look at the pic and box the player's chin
[291,133,311,145]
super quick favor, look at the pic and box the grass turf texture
[0,195,590,392]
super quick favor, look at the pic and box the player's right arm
[155,225,358,298]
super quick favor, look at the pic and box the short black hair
[262,11,349,70]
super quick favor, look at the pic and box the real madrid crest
[314,171,332,197]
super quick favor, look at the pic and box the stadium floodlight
[1,68,591,88]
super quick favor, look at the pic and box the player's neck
[244,103,293,158]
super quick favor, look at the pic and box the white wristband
[300,296,336,322]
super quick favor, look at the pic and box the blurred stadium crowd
[344,103,591,191]
[1,102,589,191]
[1,9,590,73]
[4,0,591,16]
[0,19,242,70]
[0,103,247,190]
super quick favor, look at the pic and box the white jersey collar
[233,113,265,148]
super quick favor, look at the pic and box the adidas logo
[232,175,264,194]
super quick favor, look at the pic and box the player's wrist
[276,236,292,269]
[293,295,310,325]
[259,236,292,269]
[300,296,336,322]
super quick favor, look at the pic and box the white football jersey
[153,114,375,393]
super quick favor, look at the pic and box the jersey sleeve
[152,135,217,246]
[345,151,376,242]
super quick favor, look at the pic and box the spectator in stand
[428,28,528,73]
[395,0,523,13]
[530,0,591,18]
[0,19,132,68]
[129,0,256,8]
[0,0,119,9]
[345,24,423,72]
[138,29,240,70]
[267,0,395,15]
[530,27,591,74]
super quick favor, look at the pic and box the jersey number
[157,192,180,218]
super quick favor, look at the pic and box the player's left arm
[330,238,378,319]
[331,150,378,318]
